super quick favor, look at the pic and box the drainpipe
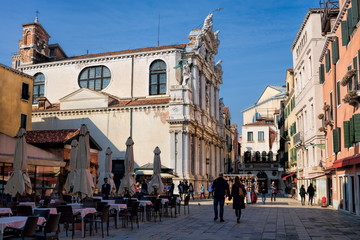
[333,46,337,164]
[130,56,134,137]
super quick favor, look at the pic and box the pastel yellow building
[0,64,33,137]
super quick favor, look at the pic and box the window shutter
[319,64,325,83]
[352,0,359,27]
[344,121,351,148]
[326,50,331,72]
[342,21,349,46]
[348,8,354,35]
[333,128,339,153]
[332,37,339,64]
[350,116,355,143]
[354,56,358,90]
[354,113,360,142]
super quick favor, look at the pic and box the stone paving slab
[56,197,360,240]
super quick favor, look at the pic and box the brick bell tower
[12,16,51,68]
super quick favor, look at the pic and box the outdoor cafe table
[138,200,152,207]
[0,216,46,240]
[0,209,12,217]
[39,199,56,205]
[18,202,36,208]
[67,203,83,209]
[101,200,115,204]
[92,196,102,200]
[72,207,96,237]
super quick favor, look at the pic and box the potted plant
[319,127,326,132]
[318,113,324,119]
[341,69,357,86]
[323,104,330,111]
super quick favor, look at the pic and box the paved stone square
[60,197,360,240]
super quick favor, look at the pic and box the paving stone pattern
[60,197,360,240]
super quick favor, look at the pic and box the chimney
[37,97,52,110]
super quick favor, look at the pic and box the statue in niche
[205,82,210,111]
[203,13,213,33]
[182,61,192,87]
[194,13,213,51]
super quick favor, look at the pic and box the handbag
[239,187,245,198]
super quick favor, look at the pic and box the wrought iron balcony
[293,132,302,146]
[320,0,339,34]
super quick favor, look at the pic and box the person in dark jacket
[307,183,315,205]
[101,178,111,200]
[299,185,306,205]
[212,173,230,222]
[231,176,246,223]
[260,182,268,204]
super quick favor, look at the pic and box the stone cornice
[18,49,183,71]
[32,104,168,117]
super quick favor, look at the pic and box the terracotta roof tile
[26,129,79,144]
[63,44,187,61]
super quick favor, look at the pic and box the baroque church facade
[12,14,227,190]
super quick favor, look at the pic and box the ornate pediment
[188,13,220,66]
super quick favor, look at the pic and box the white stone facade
[15,14,226,192]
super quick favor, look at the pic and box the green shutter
[342,21,349,46]
[319,64,325,83]
[354,113,360,142]
[344,121,351,148]
[348,8,354,35]
[353,56,358,90]
[326,50,331,72]
[352,0,359,28]
[332,37,339,64]
[333,128,339,153]
[350,116,355,143]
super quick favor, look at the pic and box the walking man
[212,173,230,222]
[300,185,306,205]
[270,181,277,202]
[307,183,315,205]
[260,182,267,204]
[208,183,213,199]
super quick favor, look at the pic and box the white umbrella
[148,147,164,195]
[72,124,95,198]
[4,128,32,197]
[118,137,135,196]
[64,139,78,193]
[99,147,116,195]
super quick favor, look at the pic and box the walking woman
[230,176,246,223]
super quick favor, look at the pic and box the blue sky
[0,0,320,130]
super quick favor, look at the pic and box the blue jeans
[261,193,266,204]
[213,198,225,219]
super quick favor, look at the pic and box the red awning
[282,173,295,180]
[333,153,360,168]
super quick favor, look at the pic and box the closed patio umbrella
[99,147,116,195]
[4,128,32,197]
[72,124,95,198]
[64,139,78,193]
[148,147,164,195]
[118,137,135,196]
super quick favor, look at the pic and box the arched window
[78,66,111,91]
[244,151,251,163]
[268,151,274,162]
[261,151,267,162]
[255,151,261,162]
[33,73,45,104]
[149,60,166,95]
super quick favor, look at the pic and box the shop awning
[135,170,175,178]
[333,153,360,168]
[282,173,295,180]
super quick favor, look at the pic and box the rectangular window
[258,131,264,141]
[247,132,253,142]
[341,21,349,46]
[332,36,339,64]
[353,56,358,90]
[319,64,325,84]
[330,92,334,120]
[344,121,351,148]
[337,81,341,106]
[20,114,27,130]
[21,82,29,100]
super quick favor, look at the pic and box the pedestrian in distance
[300,185,306,205]
[230,176,246,223]
[260,182,267,204]
[212,173,230,222]
[141,179,148,194]
[188,182,195,200]
[183,181,189,200]
[101,177,111,200]
[307,183,315,205]
[178,181,184,200]
[270,181,277,202]
[199,184,205,199]
[208,183,213,199]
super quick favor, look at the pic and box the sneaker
[214,217,218,221]
[220,219,225,222]
[237,218,240,223]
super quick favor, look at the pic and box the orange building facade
[320,0,360,215]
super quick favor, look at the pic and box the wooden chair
[35,213,61,240]
[152,198,162,222]
[4,216,39,239]
[119,201,139,229]
[34,209,50,220]
[16,205,33,216]
[56,205,81,238]
[92,204,110,238]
